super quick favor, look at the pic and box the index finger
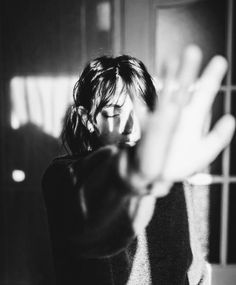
[190,55,228,115]
[160,45,202,107]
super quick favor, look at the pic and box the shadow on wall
[1,123,62,285]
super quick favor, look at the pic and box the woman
[42,47,235,284]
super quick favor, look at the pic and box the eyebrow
[111,104,122,108]
[104,104,123,109]
[104,94,127,109]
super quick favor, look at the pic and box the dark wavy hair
[62,55,158,155]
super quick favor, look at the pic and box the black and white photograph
[1,0,236,284]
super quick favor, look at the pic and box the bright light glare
[187,173,213,186]
[12,169,25,182]
[11,113,20,130]
[10,76,76,137]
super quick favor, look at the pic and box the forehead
[107,91,127,108]
[106,76,145,107]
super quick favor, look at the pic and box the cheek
[96,116,121,136]
[97,118,123,145]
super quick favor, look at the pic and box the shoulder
[41,154,82,195]
[42,145,119,187]
[42,154,77,178]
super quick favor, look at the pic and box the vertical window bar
[220,0,233,266]
[80,0,87,67]
[112,0,122,55]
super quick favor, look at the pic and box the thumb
[198,114,235,169]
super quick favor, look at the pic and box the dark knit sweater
[42,145,207,285]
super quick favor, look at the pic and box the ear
[77,106,95,133]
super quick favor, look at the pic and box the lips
[125,141,136,146]
[118,140,136,147]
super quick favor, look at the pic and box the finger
[161,45,202,108]
[159,56,179,106]
[197,114,235,169]
[160,53,179,81]
[150,181,173,198]
[177,45,202,88]
[137,102,180,180]
[191,56,227,115]
[175,45,202,106]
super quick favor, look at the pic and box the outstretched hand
[135,46,235,184]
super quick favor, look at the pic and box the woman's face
[94,80,148,146]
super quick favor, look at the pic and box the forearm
[42,146,144,257]
[74,145,175,255]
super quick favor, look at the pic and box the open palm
[136,46,235,183]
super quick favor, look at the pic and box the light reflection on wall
[12,169,26,182]
[10,76,77,137]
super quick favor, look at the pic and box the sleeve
[42,145,149,258]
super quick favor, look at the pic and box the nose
[122,112,134,135]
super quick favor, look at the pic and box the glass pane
[155,0,227,77]
[210,91,225,175]
[86,0,113,59]
[228,183,236,263]
[230,91,236,174]
[208,184,222,263]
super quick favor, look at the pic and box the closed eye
[102,112,120,118]
[101,107,122,118]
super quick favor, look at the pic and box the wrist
[118,146,169,196]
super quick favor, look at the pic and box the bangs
[126,74,147,105]
[91,75,127,117]
[63,54,158,154]
[90,71,148,118]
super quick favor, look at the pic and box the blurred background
[0,0,235,284]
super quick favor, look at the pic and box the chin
[119,138,138,147]
[124,141,136,146]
